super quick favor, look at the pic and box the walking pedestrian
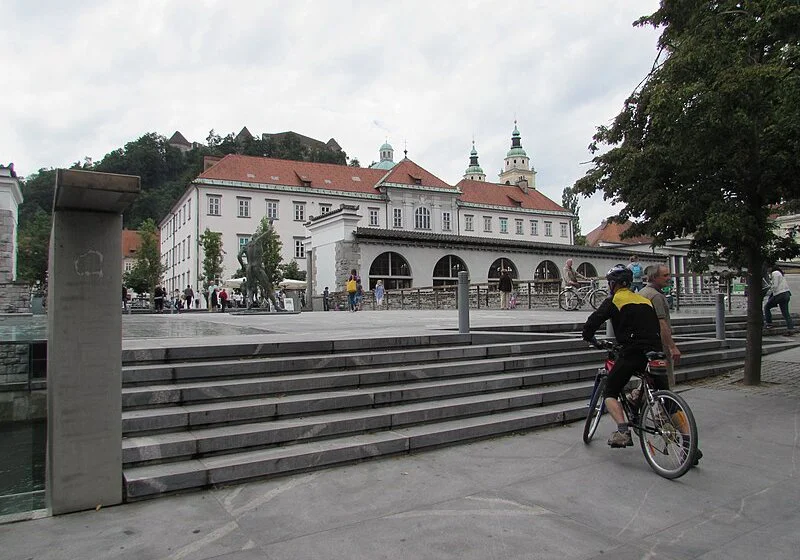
[498,269,513,309]
[764,265,795,335]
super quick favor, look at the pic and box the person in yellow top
[582,265,662,448]
[346,269,360,312]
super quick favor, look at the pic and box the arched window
[534,260,560,280]
[577,262,598,278]
[414,207,431,230]
[534,260,561,293]
[432,255,468,286]
[488,258,518,281]
[369,252,412,290]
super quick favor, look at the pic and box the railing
[314,279,564,311]
[669,272,747,311]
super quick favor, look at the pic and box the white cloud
[1,0,661,232]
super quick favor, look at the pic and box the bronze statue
[237,228,281,310]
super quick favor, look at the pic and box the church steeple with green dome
[463,141,486,182]
[498,121,536,189]
[369,139,396,170]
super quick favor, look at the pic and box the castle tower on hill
[463,141,486,182]
[498,121,536,190]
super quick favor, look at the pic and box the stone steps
[123,402,585,499]
[119,324,799,500]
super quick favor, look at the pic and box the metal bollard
[715,293,726,339]
[458,271,470,334]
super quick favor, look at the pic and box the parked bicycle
[583,339,698,479]
[558,278,608,311]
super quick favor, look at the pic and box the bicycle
[558,279,608,311]
[583,339,698,479]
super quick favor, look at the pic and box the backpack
[631,263,642,280]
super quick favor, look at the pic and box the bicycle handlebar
[588,338,617,351]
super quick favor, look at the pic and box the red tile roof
[456,179,568,213]
[122,229,143,257]
[198,154,387,194]
[381,159,457,190]
[585,220,653,246]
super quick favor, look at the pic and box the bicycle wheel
[583,377,607,444]
[639,390,698,479]
[558,290,579,311]
[589,289,608,309]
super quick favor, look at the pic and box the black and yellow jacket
[582,288,661,352]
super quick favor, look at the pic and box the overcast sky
[3,0,662,233]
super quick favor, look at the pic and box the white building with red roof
[159,124,649,298]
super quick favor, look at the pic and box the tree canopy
[561,186,586,245]
[123,219,165,298]
[199,229,225,290]
[573,1,800,384]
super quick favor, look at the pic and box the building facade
[159,125,577,294]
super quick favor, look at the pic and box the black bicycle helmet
[606,265,632,288]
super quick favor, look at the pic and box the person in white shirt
[764,265,794,335]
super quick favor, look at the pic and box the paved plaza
[1,308,798,559]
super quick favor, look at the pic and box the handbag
[346,279,357,293]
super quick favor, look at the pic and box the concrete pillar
[0,164,23,283]
[47,169,139,515]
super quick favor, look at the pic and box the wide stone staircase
[121,316,798,500]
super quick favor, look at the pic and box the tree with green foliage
[199,229,225,290]
[123,219,166,302]
[280,259,306,281]
[17,208,51,286]
[561,186,586,245]
[573,1,800,385]
[94,132,188,229]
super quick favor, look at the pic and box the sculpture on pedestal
[236,221,282,311]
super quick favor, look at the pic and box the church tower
[498,121,536,190]
[369,140,396,170]
[463,141,486,182]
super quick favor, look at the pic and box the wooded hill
[16,130,353,285]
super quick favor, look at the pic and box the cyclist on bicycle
[582,265,663,448]
[563,258,586,289]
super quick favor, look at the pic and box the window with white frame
[442,211,452,231]
[294,202,306,221]
[560,222,568,238]
[415,207,431,230]
[238,197,251,218]
[393,208,403,228]
[183,204,187,224]
[483,216,492,232]
[187,199,191,220]
[531,219,538,236]
[515,219,524,235]
[266,200,278,220]
[186,235,191,260]
[499,217,508,234]
[294,239,305,258]
[320,204,332,215]
[465,215,474,231]
[238,235,251,251]
[545,221,553,237]
[124,260,133,271]
[369,208,380,227]
[207,195,221,216]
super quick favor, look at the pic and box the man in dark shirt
[582,265,662,448]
